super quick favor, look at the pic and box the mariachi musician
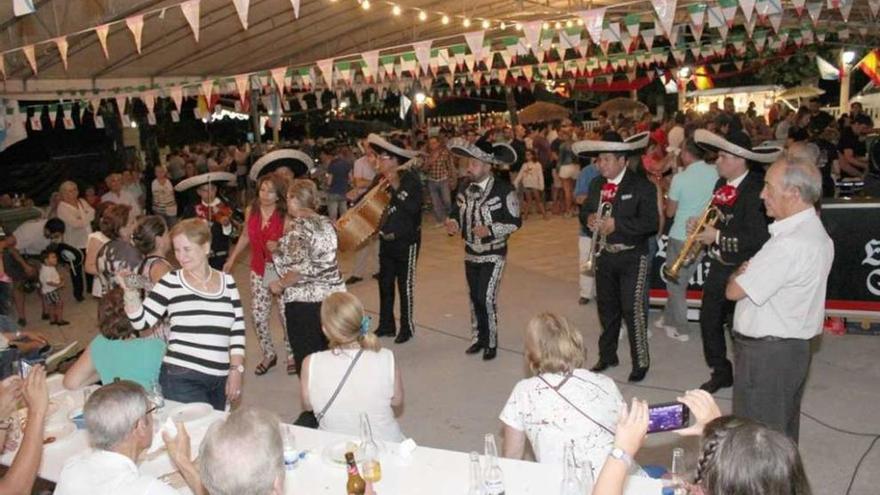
[575,131,657,383]
[176,172,238,270]
[445,135,521,361]
[365,134,423,344]
[690,129,781,393]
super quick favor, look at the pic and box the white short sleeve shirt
[55,449,177,495]
[734,208,834,339]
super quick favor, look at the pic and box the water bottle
[359,413,382,482]
[671,447,686,495]
[559,442,582,495]
[483,434,505,495]
[467,451,484,495]
[282,426,298,471]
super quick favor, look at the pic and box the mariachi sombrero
[694,129,782,164]
[572,131,650,159]
[174,172,236,192]
[448,135,517,166]
[367,133,417,163]
[249,149,315,181]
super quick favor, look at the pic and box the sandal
[254,356,277,376]
[286,357,297,376]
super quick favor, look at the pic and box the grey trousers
[661,238,702,333]
[733,333,812,443]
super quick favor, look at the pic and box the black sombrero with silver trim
[367,133,417,163]
[249,149,315,181]
[448,135,517,166]
[694,129,782,164]
[174,172,236,192]
[572,131,650,159]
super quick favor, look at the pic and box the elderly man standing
[725,156,834,442]
[101,173,142,218]
[55,381,203,495]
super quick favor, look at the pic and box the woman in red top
[224,172,294,375]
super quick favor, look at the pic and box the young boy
[39,250,68,326]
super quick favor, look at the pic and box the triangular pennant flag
[815,55,838,79]
[735,60,745,70]
[0,55,5,79]
[578,8,606,44]
[464,31,485,60]
[498,68,508,83]
[180,0,200,42]
[744,15,757,37]
[624,14,641,38]
[522,21,542,50]
[232,0,249,30]
[54,37,69,70]
[13,0,36,16]
[500,51,513,68]
[792,0,806,15]
[413,40,433,75]
[170,87,184,111]
[362,50,380,80]
[838,0,853,22]
[22,45,37,74]
[115,95,128,116]
[689,4,707,27]
[642,29,656,50]
[235,74,250,103]
[90,98,102,115]
[651,0,677,36]
[62,106,74,129]
[807,2,822,25]
[708,6,724,27]
[768,13,783,32]
[141,91,157,115]
[317,58,334,86]
[270,67,286,95]
[443,73,454,88]
[201,80,214,102]
[717,24,730,41]
[691,23,704,42]
[522,65,534,81]
[869,0,880,17]
[95,24,110,59]
[711,63,721,73]
[290,0,300,18]
[126,15,144,54]
[559,30,580,49]
[857,50,880,85]
[740,0,757,23]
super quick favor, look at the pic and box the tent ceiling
[0,0,876,83]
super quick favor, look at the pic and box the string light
[515,22,522,30]
[577,18,584,26]
[554,21,561,29]
[441,14,450,24]
[361,0,370,10]
[500,21,507,29]
[566,19,573,28]
[542,21,549,29]
[463,18,471,27]
[391,4,401,15]
[418,10,427,21]
[481,19,490,29]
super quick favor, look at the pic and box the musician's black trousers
[595,250,651,370]
[465,255,507,349]
[377,240,419,336]
[700,261,737,379]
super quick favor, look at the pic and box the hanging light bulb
[463,18,471,27]
[500,21,507,29]
[391,4,401,15]
[542,22,549,29]
[441,14,450,24]
[481,19,490,29]
[554,21,562,29]
[577,18,584,26]
[418,10,427,21]
[566,19,573,28]
[361,0,370,10]
[515,22,522,31]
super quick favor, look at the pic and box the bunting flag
[624,14,641,38]
[522,21,542,49]
[234,74,250,104]
[170,86,184,111]
[651,0,677,36]
[95,24,110,59]
[54,37,69,70]
[22,45,37,74]
[559,29,580,49]
[769,13,784,32]
[740,0,756,23]
[0,56,5,79]
[838,0,853,22]
[270,67,286,95]
[232,0,250,30]
[870,0,880,17]
[578,8,606,44]
[317,58,334,86]
[642,29,656,50]
[201,80,214,102]
[126,15,145,54]
[115,95,128,116]
[857,49,880,85]
[290,0,301,18]
[720,0,738,26]
[362,50,380,80]
[792,0,806,15]
[180,0,200,42]
[413,40,432,75]
[464,31,485,60]
[13,0,36,16]
[806,2,822,25]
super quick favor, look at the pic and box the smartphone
[647,402,690,433]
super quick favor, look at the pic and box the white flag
[290,0,301,18]
[413,40,432,75]
[464,31,486,60]
[522,21,542,49]
[317,58,334,87]
[362,50,380,80]
[232,0,250,30]
[201,80,214,101]
[651,0,677,37]
[180,0,201,42]
[577,8,606,44]
[126,15,145,54]
[235,74,250,104]
[54,37,69,70]
[95,24,110,59]
[13,0,35,16]
[22,45,37,74]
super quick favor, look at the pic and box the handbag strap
[538,375,616,436]
[316,349,364,422]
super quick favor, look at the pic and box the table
[3,376,662,494]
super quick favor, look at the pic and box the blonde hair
[170,217,211,247]
[320,292,380,352]
[287,179,318,211]
[525,313,586,375]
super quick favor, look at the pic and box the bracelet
[0,418,15,430]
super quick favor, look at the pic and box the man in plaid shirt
[422,136,457,225]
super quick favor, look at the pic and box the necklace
[185,266,213,287]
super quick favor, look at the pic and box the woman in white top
[301,292,405,442]
[151,164,178,226]
[500,313,625,479]
[55,181,94,301]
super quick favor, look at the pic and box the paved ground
[35,214,880,494]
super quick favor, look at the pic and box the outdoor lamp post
[840,49,857,112]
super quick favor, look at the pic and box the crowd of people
[0,91,874,494]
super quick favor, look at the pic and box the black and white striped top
[127,270,246,376]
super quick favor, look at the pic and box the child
[39,250,68,326]
[513,150,548,220]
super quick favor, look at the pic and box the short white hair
[199,408,283,495]
[776,156,822,205]
[84,381,150,451]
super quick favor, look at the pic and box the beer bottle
[345,451,366,495]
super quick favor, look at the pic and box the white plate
[321,440,386,467]
[43,421,76,446]
[168,403,213,424]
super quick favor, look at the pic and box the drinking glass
[148,381,165,410]
[282,426,298,470]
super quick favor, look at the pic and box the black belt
[734,332,796,343]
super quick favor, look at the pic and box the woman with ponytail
[299,292,405,442]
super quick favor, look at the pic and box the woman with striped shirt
[121,218,245,410]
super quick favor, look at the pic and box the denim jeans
[661,237,701,333]
[326,194,348,221]
[426,179,451,223]
[159,363,227,411]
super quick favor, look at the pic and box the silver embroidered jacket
[449,176,522,258]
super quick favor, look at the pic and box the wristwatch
[229,364,245,373]
[609,447,633,468]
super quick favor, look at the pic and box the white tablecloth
[2,377,662,494]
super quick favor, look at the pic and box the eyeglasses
[144,404,159,418]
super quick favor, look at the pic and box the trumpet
[662,204,722,281]
[582,202,613,276]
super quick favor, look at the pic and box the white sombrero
[448,136,517,166]
[174,172,236,192]
[249,149,315,181]
[367,133,417,163]
[694,129,782,164]
[572,131,650,159]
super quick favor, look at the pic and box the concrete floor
[34,215,880,494]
